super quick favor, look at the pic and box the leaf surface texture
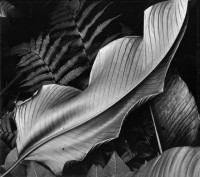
[13,0,188,174]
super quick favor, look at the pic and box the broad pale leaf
[86,152,131,177]
[4,148,18,164]
[3,0,189,176]
[27,162,55,177]
[1,148,26,177]
[102,152,130,177]
[150,72,200,149]
[132,147,200,177]
[87,165,104,177]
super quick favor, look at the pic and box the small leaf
[86,165,103,177]
[27,162,55,177]
[4,148,18,164]
[2,148,26,177]
[103,152,130,177]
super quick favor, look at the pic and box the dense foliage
[0,0,199,177]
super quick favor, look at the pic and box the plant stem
[0,74,22,97]
[149,104,163,155]
[0,158,22,177]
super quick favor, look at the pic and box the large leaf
[26,162,55,177]
[109,147,200,177]
[2,0,188,176]
[150,72,200,149]
[131,147,200,177]
[1,148,26,177]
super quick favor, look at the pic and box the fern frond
[88,33,121,60]
[50,15,74,27]
[50,42,71,70]
[7,43,30,56]
[40,34,50,57]
[6,0,132,93]
[59,65,88,85]
[17,55,40,68]
[21,73,53,87]
[55,50,85,80]
[49,0,131,66]
[18,59,45,74]
[24,66,49,82]
[17,52,35,64]
[0,0,14,17]
[84,14,121,49]
[10,33,88,92]
[26,80,56,93]
[51,20,76,32]
[76,0,86,15]
[44,35,62,64]
[80,2,113,39]
[121,151,136,163]
[52,28,79,38]
[51,10,73,25]
[30,38,36,51]
[35,33,43,54]
[77,1,102,28]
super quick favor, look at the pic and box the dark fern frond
[59,65,89,85]
[121,150,136,163]
[7,43,30,57]
[8,32,89,93]
[49,0,131,63]
[21,73,53,87]
[24,66,49,82]
[76,1,101,28]
[5,0,132,94]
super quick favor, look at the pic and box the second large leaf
[11,0,188,175]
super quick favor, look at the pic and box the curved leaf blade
[133,147,200,177]
[150,72,200,149]
[5,0,189,175]
[27,162,55,177]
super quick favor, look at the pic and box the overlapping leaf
[50,0,131,63]
[26,162,55,177]
[87,148,200,177]
[1,148,26,177]
[1,0,189,176]
[132,147,200,177]
[6,0,132,93]
[150,72,200,149]
[87,152,131,177]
